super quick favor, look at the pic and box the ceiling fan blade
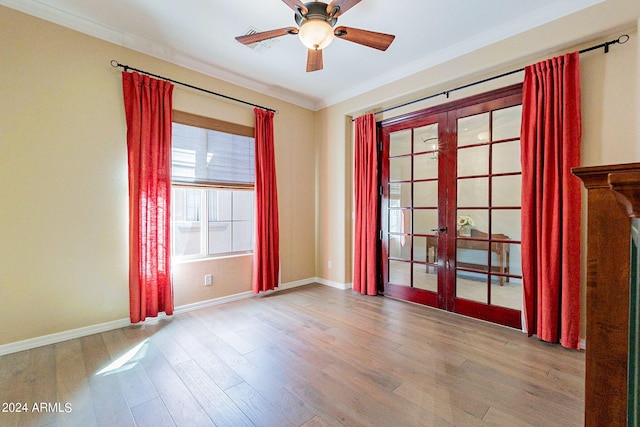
[235,27,298,45]
[326,0,361,17]
[282,0,308,14]
[306,49,323,72]
[334,26,395,51]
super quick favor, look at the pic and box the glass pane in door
[458,145,489,177]
[414,263,437,291]
[457,240,490,272]
[493,105,522,140]
[493,140,521,174]
[458,113,489,146]
[491,242,522,310]
[414,124,438,154]
[388,234,410,260]
[413,209,438,234]
[389,183,412,208]
[390,130,411,156]
[491,210,520,240]
[414,236,427,263]
[389,260,411,286]
[492,175,521,206]
[457,178,488,207]
[457,209,488,235]
[414,181,438,207]
[390,157,411,181]
[456,272,488,304]
[414,154,438,180]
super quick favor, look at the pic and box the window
[171,111,255,259]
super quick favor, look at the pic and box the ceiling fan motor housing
[235,1,394,72]
[295,2,338,27]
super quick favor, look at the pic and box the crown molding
[317,0,605,109]
[0,0,319,111]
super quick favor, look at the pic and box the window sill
[172,252,253,265]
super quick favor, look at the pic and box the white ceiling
[1,0,612,110]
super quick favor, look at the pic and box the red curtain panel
[521,52,582,349]
[252,108,280,293]
[353,114,379,295]
[122,72,174,323]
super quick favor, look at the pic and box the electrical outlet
[328,260,332,269]
[204,274,212,286]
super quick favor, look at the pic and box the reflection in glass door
[379,84,524,329]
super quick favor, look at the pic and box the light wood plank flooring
[0,284,584,426]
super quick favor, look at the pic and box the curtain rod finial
[607,34,630,53]
[110,60,131,73]
[617,34,630,45]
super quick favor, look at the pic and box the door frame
[378,83,523,328]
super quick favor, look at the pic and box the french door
[379,84,523,329]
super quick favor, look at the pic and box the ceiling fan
[235,0,395,72]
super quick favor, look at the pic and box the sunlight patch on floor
[95,338,149,376]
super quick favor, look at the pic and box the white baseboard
[0,277,350,356]
[279,277,319,290]
[173,290,254,315]
[314,278,352,290]
[0,318,131,356]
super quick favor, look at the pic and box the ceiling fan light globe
[298,19,334,50]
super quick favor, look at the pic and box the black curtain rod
[110,60,278,114]
[354,34,629,121]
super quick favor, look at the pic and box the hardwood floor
[0,284,584,426]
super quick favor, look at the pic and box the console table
[426,228,510,285]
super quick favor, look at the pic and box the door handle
[431,227,447,233]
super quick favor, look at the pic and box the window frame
[171,111,255,261]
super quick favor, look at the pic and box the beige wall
[0,6,316,345]
[314,2,640,340]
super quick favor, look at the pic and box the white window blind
[172,122,255,186]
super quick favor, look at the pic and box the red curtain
[521,52,582,349]
[353,114,378,295]
[253,108,280,293]
[122,72,174,323]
